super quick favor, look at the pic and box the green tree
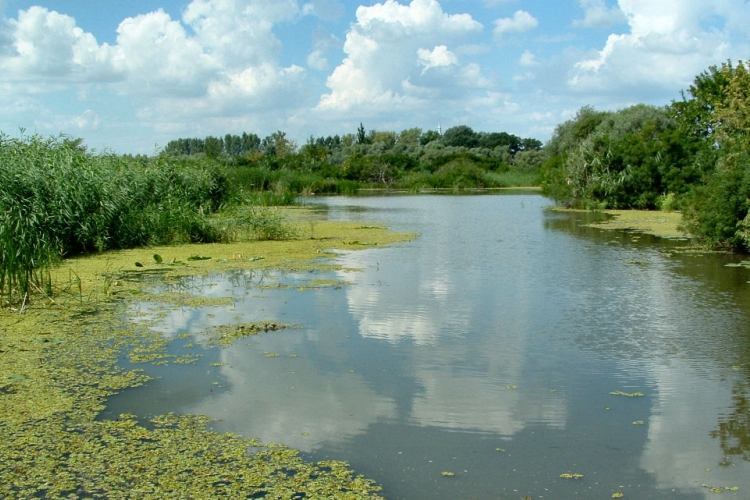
[356,123,370,145]
[419,129,442,145]
[680,60,750,250]
[442,125,479,148]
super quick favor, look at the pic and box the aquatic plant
[0,133,230,304]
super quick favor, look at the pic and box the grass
[0,134,231,304]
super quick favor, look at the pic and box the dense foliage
[163,124,544,193]
[540,60,750,252]
[0,133,230,301]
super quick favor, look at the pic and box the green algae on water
[0,209,414,498]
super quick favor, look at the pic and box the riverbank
[0,208,415,498]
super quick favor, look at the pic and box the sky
[1,0,750,154]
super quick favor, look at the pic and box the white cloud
[417,45,458,74]
[301,0,345,22]
[307,50,329,71]
[519,50,538,67]
[182,0,298,68]
[0,7,123,83]
[567,1,736,97]
[493,10,538,36]
[114,9,217,97]
[574,0,626,28]
[315,0,485,115]
[72,109,101,130]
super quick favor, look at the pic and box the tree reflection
[711,381,750,463]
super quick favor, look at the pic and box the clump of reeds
[0,133,230,304]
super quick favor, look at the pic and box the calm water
[105,194,750,499]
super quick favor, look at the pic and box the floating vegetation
[560,473,584,479]
[702,484,740,493]
[610,391,644,397]
[581,209,689,240]
[441,471,455,477]
[724,261,750,268]
[0,207,414,497]
[200,321,291,347]
[633,420,645,425]
[623,259,648,266]
[506,385,518,390]
[612,492,624,498]
[187,255,212,261]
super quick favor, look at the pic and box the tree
[419,130,442,145]
[398,127,422,145]
[442,125,479,148]
[357,123,369,145]
[679,60,750,250]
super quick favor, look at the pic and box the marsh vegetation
[3,57,750,498]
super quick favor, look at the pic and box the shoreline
[0,209,415,498]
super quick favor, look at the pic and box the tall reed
[0,133,230,304]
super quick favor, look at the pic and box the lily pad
[187,255,212,261]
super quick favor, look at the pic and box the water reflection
[105,194,750,500]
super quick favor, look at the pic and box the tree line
[162,125,545,191]
[538,60,750,252]
[157,59,750,252]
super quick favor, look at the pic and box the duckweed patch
[610,391,644,397]
[200,321,292,347]
[560,473,584,479]
[1,209,413,498]
[702,484,740,493]
[586,210,689,239]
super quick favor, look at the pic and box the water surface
[106,194,750,499]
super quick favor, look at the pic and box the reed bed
[0,134,230,304]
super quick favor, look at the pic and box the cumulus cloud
[417,45,458,74]
[567,0,736,97]
[182,0,298,68]
[493,10,538,36]
[0,0,309,133]
[315,0,485,115]
[0,6,123,83]
[114,9,217,97]
[573,0,626,28]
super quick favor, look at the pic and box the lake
[104,193,750,499]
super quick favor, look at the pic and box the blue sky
[1,0,749,153]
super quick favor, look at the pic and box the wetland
[4,192,750,499]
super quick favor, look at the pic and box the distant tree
[357,123,370,145]
[205,136,223,159]
[442,125,479,148]
[477,131,522,154]
[261,131,296,157]
[398,127,422,145]
[371,130,397,148]
[520,138,543,151]
[419,130,442,145]
[241,132,261,153]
